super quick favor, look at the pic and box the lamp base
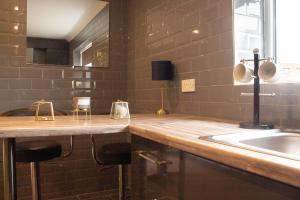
[156,108,169,116]
[239,122,274,130]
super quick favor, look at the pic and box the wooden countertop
[0,114,300,189]
[0,115,129,137]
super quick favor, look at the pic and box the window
[234,0,300,82]
[80,43,93,67]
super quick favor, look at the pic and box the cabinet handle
[137,151,172,166]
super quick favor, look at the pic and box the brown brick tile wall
[126,0,300,128]
[0,64,125,114]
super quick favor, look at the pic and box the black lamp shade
[151,61,173,81]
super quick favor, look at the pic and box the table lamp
[151,60,173,115]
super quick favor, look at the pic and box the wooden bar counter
[0,114,300,200]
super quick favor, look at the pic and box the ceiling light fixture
[14,6,19,11]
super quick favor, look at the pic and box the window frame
[263,0,276,61]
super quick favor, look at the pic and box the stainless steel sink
[201,130,300,161]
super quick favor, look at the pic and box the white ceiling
[27,0,108,41]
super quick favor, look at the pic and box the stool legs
[30,162,41,200]
[118,165,126,200]
[3,138,17,200]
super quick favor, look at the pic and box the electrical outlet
[181,79,196,93]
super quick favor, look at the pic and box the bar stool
[16,141,62,200]
[91,136,131,200]
[1,108,73,200]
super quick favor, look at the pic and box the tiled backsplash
[0,64,125,115]
[126,0,300,128]
[126,0,234,116]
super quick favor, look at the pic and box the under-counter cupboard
[131,135,300,200]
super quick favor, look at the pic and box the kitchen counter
[0,115,129,137]
[129,115,300,189]
[1,114,300,190]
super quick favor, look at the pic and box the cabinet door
[131,136,181,200]
[183,152,300,200]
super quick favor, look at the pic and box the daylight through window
[234,0,300,82]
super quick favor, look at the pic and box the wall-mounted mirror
[26,0,109,67]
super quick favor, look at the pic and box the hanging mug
[233,62,254,83]
[258,59,279,83]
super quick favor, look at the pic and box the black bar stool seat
[16,141,62,200]
[98,142,131,165]
[16,141,62,163]
[94,142,131,200]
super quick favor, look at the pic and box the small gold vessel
[34,99,55,121]
[72,97,92,120]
